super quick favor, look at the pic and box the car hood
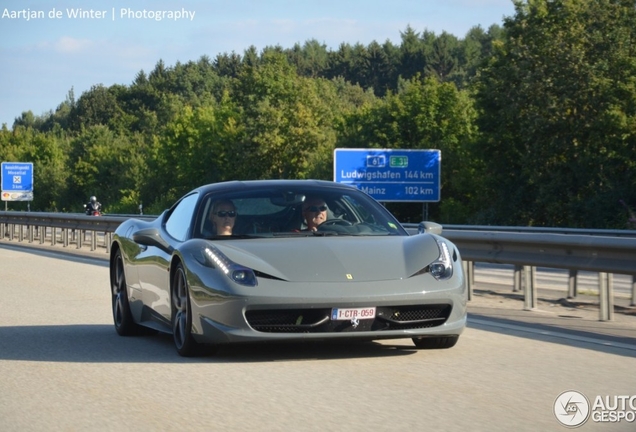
[212,235,441,283]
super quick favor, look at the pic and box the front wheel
[412,336,459,349]
[111,249,140,336]
[171,263,215,357]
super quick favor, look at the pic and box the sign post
[333,149,441,203]
[1,162,34,210]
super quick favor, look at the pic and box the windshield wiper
[312,231,340,236]
[270,231,340,237]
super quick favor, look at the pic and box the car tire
[412,335,459,349]
[171,263,202,357]
[111,249,142,336]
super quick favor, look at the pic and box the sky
[0,0,516,128]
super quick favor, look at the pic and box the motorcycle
[84,203,102,216]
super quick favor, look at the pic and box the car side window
[165,192,199,241]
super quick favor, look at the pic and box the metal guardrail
[448,228,636,320]
[409,223,636,320]
[403,223,636,274]
[0,212,154,253]
[438,224,636,238]
[1,212,635,320]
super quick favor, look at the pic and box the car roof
[193,179,359,195]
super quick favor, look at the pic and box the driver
[209,199,237,236]
[302,196,328,231]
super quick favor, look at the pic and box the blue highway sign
[2,162,34,201]
[2,162,33,191]
[334,149,440,202]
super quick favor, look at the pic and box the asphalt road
[1,244,635,432]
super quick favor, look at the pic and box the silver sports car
[110,180,467,356]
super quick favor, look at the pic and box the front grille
[245,304,452,333]
[378,305,451,330]
[244,309,331,333]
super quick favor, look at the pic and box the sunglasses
[215,210,237,218]
[303,205,327,213]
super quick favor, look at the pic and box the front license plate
[331,307,376,321]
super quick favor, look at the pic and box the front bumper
[189,272,467,345]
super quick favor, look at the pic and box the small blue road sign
[1,162,34,201]
[2,162,33,192]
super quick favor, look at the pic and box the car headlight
[201,246,258,287]
[429,240,453,280]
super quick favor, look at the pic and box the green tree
[67,126,148,213]
[473,0,636,227]
[67,84,126,132]
[365,41,394,95]
[326,43,355,82]
[213,52,243,78]
[242,45,260,68]
[399,26,427,80]
[150,95,243,209]
[289,39,330,78]
[231,52,339,180]
[12,111,42,130]
[425,32,459,83]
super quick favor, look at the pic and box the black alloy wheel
[111,249,139,336]
[171,263,201,357]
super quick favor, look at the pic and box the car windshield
[195,186,407,239]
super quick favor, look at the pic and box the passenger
[209,199,237,236]
[302,197,328,231]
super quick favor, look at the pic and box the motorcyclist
[84,196,102,215]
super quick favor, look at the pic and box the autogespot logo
[554,390,591,428]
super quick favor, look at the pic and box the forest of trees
[1,0,635,228]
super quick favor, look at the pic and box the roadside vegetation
[1,0,635,228]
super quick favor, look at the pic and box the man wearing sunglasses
[210,199,237,236]
[302,197,328,231]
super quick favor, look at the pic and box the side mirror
[418,221,442,235]
[133,228,173,253]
